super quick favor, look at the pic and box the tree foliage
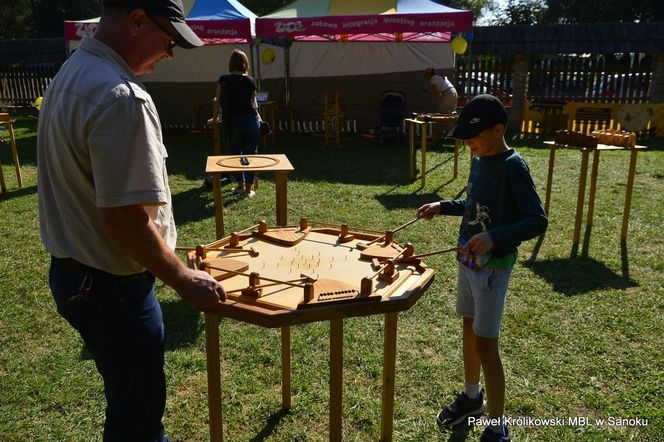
[489,0,662,25]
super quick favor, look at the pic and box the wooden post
[408,121,415,181]
[420,122,427,187]
[330,319,343,442]
[275,171,288,227]
[380,313,398,442]
[0,151,6,194]
[453,140,461,179]
[205,313,224,442]
[6,119,22,188]
[582,149,601,257]
[621,148,639,279]
[572,148,590,257]
[281,326,292,410]
[212,174,224,239]
[543,144,556,215]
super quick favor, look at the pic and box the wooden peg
[242,272,262,298]
[360,277,373,296]
[378,260,399,283]
[299,218,308,231]
[303,282,315,303]
[384,231,394,245]
[338,223,355,243]
[228,232,240,247]
[195,244,207,259]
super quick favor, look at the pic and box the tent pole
[284,41,292,132]
[255,41,262,90]
[249,40,256,84]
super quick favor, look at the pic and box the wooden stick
[205,265,306,289]
[398,247,459,260]
[364,217,422,247]
[224,277,311,294]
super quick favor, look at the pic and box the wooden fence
[455,52,651,104]
[0,65,60,110]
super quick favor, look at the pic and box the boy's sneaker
[480,425,511,441]
[436,389,486,428]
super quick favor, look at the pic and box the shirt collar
[78,36,141,84]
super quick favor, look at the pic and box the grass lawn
[0,118,662,441]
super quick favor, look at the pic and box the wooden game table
[404,114,463,187]
[186,220,435,441]
[206,154,294,238]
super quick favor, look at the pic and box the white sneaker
[245,190,256,198]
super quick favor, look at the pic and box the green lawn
[0,118,662,441]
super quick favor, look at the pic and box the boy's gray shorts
[456,263,513,338]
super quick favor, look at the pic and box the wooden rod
[400,247,459,260]
[365,217,421,247]
[205,265,306,288]
[224,277,311,294]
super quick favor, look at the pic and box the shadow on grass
[172,180,257,226]
[0,184,37,200]
[248,408,290,442]
[523,257,637,296]
[376,192,445,211]
[436,423,472,442]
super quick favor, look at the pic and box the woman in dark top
[216,49,261,197]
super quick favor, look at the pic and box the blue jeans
[49,257,167,442]
[227,114,260,184]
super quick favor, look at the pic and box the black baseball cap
[104,0,203,49]
[449,94,507,140]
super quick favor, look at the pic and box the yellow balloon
[34,96,43,110]
[261,47,275,65]
[451,35,468,55]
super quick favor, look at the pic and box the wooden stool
[0,113,23,194]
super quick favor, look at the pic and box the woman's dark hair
[229,49,249,74]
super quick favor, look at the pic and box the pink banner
[187,19,252,42]
[256,12,472,38]
[64,19,252,43]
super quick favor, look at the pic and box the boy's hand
[416,202,441,220]
[464,232,494,255]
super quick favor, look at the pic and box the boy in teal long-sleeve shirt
[417,95,547,442]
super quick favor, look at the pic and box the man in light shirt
[37,1,225,440]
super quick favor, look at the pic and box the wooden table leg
[544,144,557,216]
[420,124,427,187]
[330,319,343,441]
[453,140,460,179]
[281,326,291,410]
[572,149,590,257]
[7,122,22,188]
[621,148,639,279]
[212,173,224,239]
[205,313,224,442]
[380,313,398,442]
[275,171,288,227]
[582,149,601,257]
[408,121,415,181]
[0,154,6,194]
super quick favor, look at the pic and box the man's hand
[416,202,441,220]
[173,268,226,310]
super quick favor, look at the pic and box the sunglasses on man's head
[146,13,177,49]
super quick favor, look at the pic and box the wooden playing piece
[378,260,400,283]
[254,226,311,246]
[337,224,355,243]
[201,258,249,281]
[360,244,402,261]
